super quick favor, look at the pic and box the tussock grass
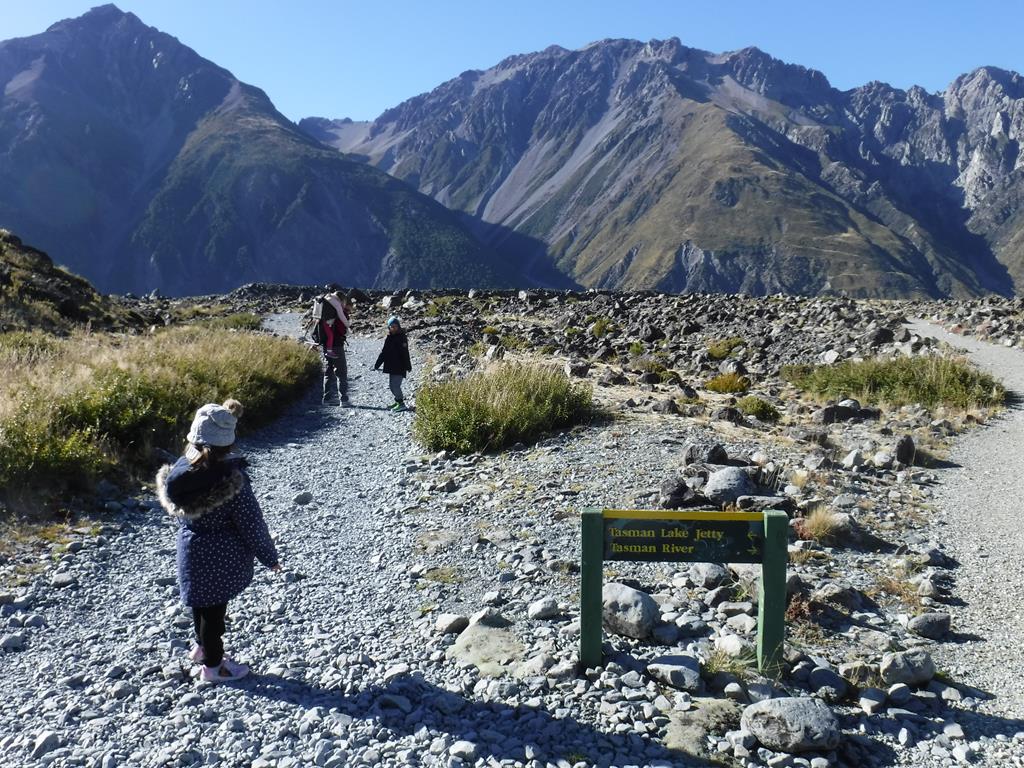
[0,327,319,500]
[413,362,592,454]
[794,505,842,543]
[781,355,1005,410]
[705,372,751,394]
[703,647,756,679]
[707,336,745,360]
[736,395,780,422]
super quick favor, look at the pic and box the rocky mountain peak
[721,45,834,106]
[46,3,139,35]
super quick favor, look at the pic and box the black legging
[192,603,227,667]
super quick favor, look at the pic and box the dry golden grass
[0,327,319,502]
[794,504,843,543]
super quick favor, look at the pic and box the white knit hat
[185,399,243,460]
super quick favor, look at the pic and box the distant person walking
[156,399,280,683]
[374,315,412,411]
[314,284,351,405]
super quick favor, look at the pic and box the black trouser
[322,349,348,398]
[192,603,227,667]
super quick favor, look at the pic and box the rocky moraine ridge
[1,288,1023,768]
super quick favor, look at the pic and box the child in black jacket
[373,316,412,410]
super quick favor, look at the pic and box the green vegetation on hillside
[782,356,1005,409]
[0,231,141,334]
[0,327,319,505]
[413,363,593,454]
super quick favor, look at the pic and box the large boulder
[741,697,841,752]
[704,467,757,505]
[683,442,729,465]
[907,612,951,640]
[879,649,935,685]
[647,654,703,692]
[602,583,658,639]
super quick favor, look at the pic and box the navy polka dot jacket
[156,456,279,607]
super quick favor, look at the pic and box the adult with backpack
[309,285,350,405]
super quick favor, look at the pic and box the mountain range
[1,6,1023,297]
[305,40,1024,298]
[0,5,509,296]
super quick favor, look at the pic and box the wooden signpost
[580,508,788,675]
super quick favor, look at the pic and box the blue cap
[387,315,400,327]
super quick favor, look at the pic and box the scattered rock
[741,697,841,752]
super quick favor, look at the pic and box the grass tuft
[413,362,592,454]
[736,395,780,422]
[781,355,1005,410]
[707,336,744,360]
[705,372,751,394]
[794,504,842,543]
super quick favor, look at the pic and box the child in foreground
[156,399,280,682]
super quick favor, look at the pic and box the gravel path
[0,321,694,767]
[907,320,1024,726]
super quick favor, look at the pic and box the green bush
[628,341,644,356]
[705,373,751,394]
[707,336,745,360]
[781,356,1005,409]
[481,325,499,335]
[413,363,593,454]
[737,395,780,422]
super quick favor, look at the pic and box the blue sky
[5,1,1023,122]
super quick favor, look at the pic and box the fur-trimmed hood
[156,460,246,520]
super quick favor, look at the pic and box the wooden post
[580,507,604,670]
[757,510,789,676]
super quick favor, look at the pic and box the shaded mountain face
[306,39,1024,297]
[0,5,508,296]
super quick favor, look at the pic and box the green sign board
[580,508,788,675]
[603,509,765,563]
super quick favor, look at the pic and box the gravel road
[907,320,1024,727]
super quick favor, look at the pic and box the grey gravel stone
[602,582,658,639]
[741,697,841,752]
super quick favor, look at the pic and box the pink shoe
[188,644,205,664]
[199,657,249,683]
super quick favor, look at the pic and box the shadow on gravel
[226,672,705,767]
[945,629,987,644]
[345,404,416,413]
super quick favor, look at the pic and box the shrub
[705,373,751,394]
[500,334,527,351]
[481,325,499,335]
[591,317,614,338]
[781,356,1004,410]
[0,327,319,500]
[737,395,780,422]
[707,336,745,360]
[628,341,644,356]
[413,362,592,454]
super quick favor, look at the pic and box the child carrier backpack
[304,295,337,344]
